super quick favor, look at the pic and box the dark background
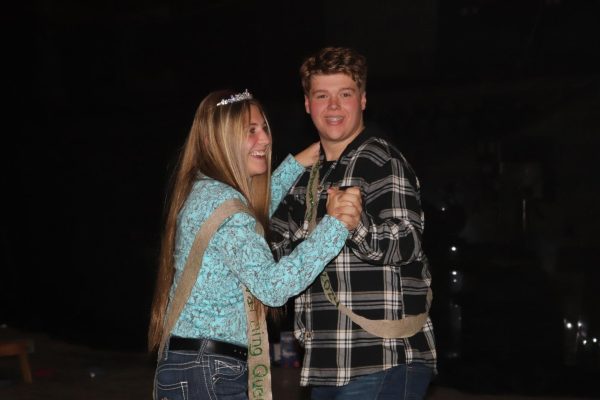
[2,0,599,397]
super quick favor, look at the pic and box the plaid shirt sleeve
[345,144,425,267]
[269,193,297,261]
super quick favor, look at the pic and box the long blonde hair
[148,90,273,352]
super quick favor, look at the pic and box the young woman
[148,89,361,400]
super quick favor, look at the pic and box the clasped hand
[326,187,362,231]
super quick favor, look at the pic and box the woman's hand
[294,142,320,167]
[326,186,362,231]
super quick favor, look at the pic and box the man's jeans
[154,349,248,400]
[311,364,433,400]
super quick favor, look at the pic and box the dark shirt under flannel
[270,128,436,386]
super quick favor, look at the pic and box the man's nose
[327,97,340,110]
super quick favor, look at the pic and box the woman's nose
[258,129,271,144]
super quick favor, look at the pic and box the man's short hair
[300,47,367,95]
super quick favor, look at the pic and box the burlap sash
[159,198,271,400]
[305,158,432,339]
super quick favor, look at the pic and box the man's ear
[304,95,311,114]
[361,91,367,111]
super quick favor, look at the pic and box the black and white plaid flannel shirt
[270,128,436,386]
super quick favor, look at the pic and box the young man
[270,47,436,399]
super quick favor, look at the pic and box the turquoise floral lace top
[170,154,348,346]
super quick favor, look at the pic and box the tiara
[216,89,253,106]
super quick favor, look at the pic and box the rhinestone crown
[216,89,253,107]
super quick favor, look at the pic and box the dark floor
[0,327,597,400]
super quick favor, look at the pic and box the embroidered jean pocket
[208,355,247,395]
[210,355,245,377]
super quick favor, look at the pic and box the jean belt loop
[162,335,171,361]
[195,338,208,362]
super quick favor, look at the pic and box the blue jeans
[154,347,248,400]
[311,364,433,400]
